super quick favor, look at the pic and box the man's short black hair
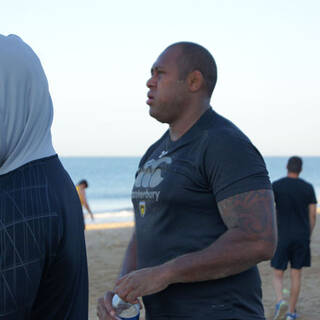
[287,156,303,174]
[78,179,88,188]
[167,42,217,97]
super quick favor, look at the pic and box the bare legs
[272,269,285,302]
[289,268,302,313]
[272,268,302,316]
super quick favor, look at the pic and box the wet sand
[86,212,320,320]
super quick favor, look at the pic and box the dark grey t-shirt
[272,177,317,240]
[132,108,271,320]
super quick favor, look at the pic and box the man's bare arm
[119,231,137,277]
[113,189,277,302]
[309,203,317,236]
[82,194,94,220]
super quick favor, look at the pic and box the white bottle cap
[112,294,139,318]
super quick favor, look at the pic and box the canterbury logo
[134,157,172,188]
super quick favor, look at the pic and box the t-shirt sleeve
[204,132,271,202]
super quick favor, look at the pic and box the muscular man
[0,34,88,319]
[271,156,317,320]
[97,42,277,320]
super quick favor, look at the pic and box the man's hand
[309,203,317,236]
[96,291,119,320]
[114,266,171,304]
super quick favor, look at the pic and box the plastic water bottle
[112,294,140,320]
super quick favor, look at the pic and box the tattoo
[217,189,276,243]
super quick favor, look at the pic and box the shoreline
[86,208,320,231]
[86,221,134,230]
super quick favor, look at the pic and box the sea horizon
[60,156,320,221]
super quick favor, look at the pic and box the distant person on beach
[271,156,317,320]
[97,42,277,320]
[76,179,95,222]
[0,34,88,319]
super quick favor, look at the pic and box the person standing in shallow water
[271,156,317,320]
[0,34,88,319]
[97,42,277,320]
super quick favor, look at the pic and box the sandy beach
[86,211,320,320]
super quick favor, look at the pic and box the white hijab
[0,34,56,175]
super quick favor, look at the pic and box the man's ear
[187,70,204,92]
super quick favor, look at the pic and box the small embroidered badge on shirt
[139,201,146,217]
[158,150,168,158]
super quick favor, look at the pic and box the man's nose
[146,76,156,88]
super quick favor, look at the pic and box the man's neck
[287,172,300,178]
[169,102,210,141]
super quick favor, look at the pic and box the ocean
[60,157,320,222]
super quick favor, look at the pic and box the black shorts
[271,237,311,270]
[0,155,88,319]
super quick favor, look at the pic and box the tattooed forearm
[218,189,277,244]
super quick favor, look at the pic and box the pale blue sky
[2,0,319,156]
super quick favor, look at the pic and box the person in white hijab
[0,34,89,319]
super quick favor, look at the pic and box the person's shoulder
[272,177,287,188]
[200,110,268,175]
[206,110,251,142]
[298,178,315,189]
[203,111,255,155]
[273,177,287,184]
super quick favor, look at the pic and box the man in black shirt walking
[271,156,317,320]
